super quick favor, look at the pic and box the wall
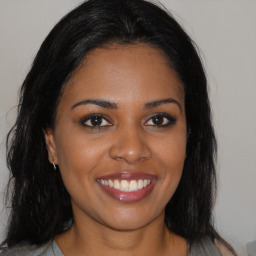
[0,1,255,255]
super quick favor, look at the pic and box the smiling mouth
[96,173,157,202]
[98,179,151,192]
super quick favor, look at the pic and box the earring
[52,162,57,170]
[51,157,57,170]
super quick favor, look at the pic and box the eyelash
[144,113,177,127]
[80,114,112,129]
[80,113,177,129]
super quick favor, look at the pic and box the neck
[55,211,186,256]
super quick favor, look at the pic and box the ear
[44,129,58,165]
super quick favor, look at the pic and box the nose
[109,126,152,164]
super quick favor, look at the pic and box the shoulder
[0,241,55,256]
[214,240,236,256]
[189,237,235,256]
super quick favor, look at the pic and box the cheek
[154,129,186,169]
[54,139,102,209]
[53,130,109,192]
[152,130,186,199]
[56,127,106,166]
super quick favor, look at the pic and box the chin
[98,207,164,231]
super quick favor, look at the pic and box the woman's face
[45,44,187,231]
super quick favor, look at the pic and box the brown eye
[145,113,176,127]
[152,115,164,125]
[82,114,112,127]
[90,115,103,126]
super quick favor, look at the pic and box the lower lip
[97,180,156,203]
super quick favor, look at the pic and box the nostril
[108,136,152,163]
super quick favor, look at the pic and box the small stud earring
[51,157,57,170]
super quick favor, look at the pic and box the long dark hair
[4,0,235,253]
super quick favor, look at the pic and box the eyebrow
[71,99,118,110]
[144,98,182,111]
[71,98,181,111]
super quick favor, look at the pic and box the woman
[0,0,237,255]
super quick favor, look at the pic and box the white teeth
[99,179,152,192]
[108,179,114,187]
[130,180,137,191]
[138,179,144,189]
[120,180,129,191]
[114,180,120,189]
[101,179,108,186]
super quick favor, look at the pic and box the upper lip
[97,172,157,181]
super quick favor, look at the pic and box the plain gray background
[0,1,255,255]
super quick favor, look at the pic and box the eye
[81,114,112,128]
[145,113,176,127]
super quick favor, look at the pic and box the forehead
[60,43,184,108]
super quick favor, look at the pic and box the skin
[45,43,187,256]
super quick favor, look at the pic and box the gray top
[0,241,62,256]
[0,237,222,256]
